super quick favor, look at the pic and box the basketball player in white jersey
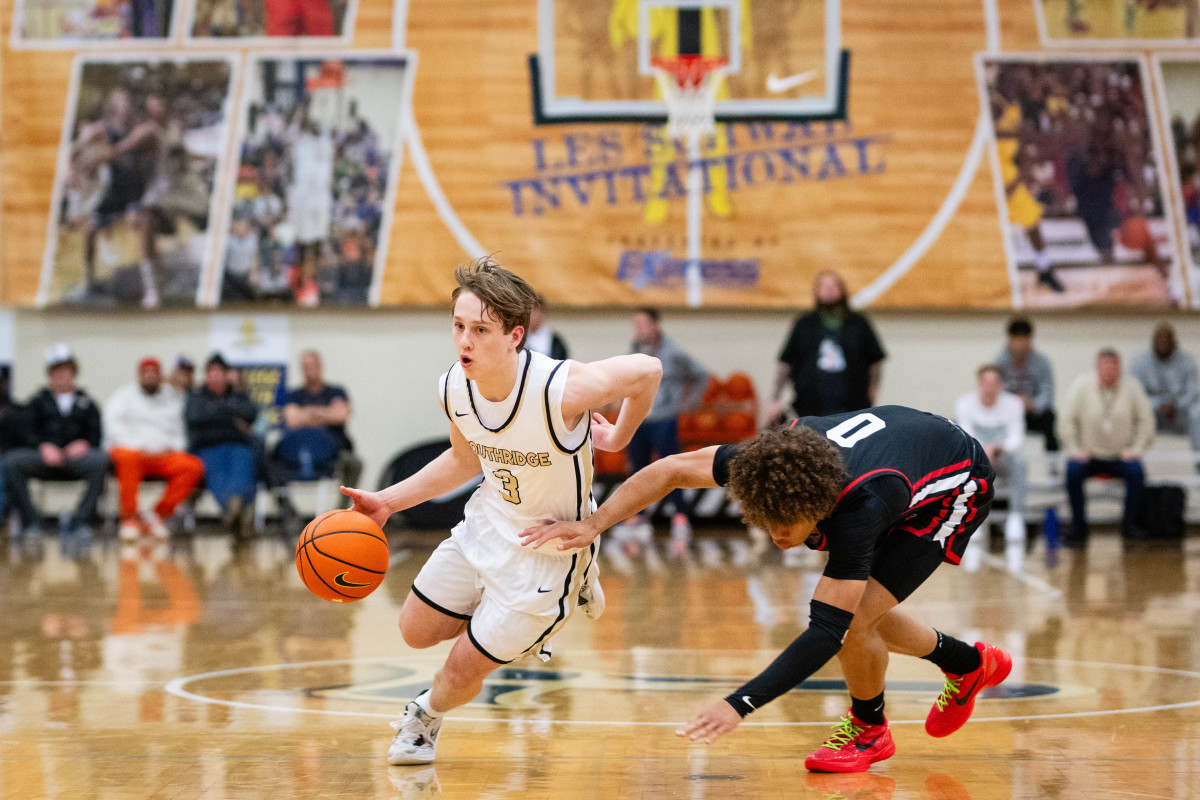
[342,257,662,766]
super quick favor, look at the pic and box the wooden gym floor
[1,523,1199,799]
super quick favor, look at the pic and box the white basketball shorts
[411,519,600,664]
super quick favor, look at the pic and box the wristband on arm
[723,599,855,717]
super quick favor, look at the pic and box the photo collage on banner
[39,55,237,309]
[208,53,412,308]
[1153,56,1200,304]
[1035,0,1200,45]
[977,54,1186,309]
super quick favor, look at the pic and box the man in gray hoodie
[1131,322,1200,468]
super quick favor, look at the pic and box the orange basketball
[1119,217,1152,251]
[295,509,389,603]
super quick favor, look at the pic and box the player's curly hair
[725,426,847,530]
[452,256,538,349]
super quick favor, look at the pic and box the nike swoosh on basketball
[334,572,372,588]
[766,70,818,93]
[955,675,983,705]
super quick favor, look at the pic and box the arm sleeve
[724,599,855,716]
[711,444,740,486]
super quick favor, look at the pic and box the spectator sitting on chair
[0,366,22,528]
[170,355,195,394]
[768,270,885,422]
[612,307,709,562]
[524,293,569,360]
[3,344,108,541]
[104,357,205,542]
[955,364,1028,544]
[273,350,363,525]
[185,353,259,540]
[996,316,1058,457]
[1130,322,1200,470]
[1062,349,1155,546]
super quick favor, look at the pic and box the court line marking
[851,0,1000,308]
[164,655,1200,727]
[977,550,1063,598]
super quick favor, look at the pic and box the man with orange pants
[104,357,204,540]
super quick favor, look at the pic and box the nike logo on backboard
[333,572,372,588]
[766,70,818,93]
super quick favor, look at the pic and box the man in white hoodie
[105,357,205,540]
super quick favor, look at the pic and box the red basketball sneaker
[803,712,895,773]
[925,641,1012,738]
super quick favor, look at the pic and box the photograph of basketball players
[1156,58,1200,307]
[1037,0,1199,41]
[217,56,409,308]
[188,0,352,39]
[13,0,174,45]
[44,58,235,309]
[980,56,1182,308]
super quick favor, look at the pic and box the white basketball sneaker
[388,691,443,765]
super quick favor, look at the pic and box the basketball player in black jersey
[520,405,1013,773]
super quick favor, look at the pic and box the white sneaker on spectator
[119,520,142,542]
[144,512,170,539]
[669,514,692,558]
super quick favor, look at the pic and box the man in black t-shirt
[520,405,1012,774]
[272,350,363,524]
[768,271,886,422]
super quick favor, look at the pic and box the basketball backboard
[531,0,848,124]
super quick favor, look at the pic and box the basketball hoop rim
[651,54,729,90]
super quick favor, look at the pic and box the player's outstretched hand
[589,412,622,452]
[518,519,600,551]
[340,486,392,530]
[676,699,742,744]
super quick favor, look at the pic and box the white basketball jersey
[439,350,593,552]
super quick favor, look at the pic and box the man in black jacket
[768,271,886,422]
[3,344,109,538]
[185,353,258,538]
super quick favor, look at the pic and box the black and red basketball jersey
[714,405,992,575]
[796,406,978,507]
[794,405,991,566]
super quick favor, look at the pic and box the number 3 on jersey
[494,468,521,504]
[826,412,886,447]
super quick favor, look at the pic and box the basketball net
[651,55,728,141]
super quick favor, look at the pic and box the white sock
[415,690,442,717]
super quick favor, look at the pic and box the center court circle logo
[164,652,1200,727]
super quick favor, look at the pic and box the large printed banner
[2,0,1198,309]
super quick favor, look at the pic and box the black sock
[921,631,982,676]
[850,691,886,726]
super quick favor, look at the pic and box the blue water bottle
[1043,507,1059,551]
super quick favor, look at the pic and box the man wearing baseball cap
[2,344,108,540]
[104,357,205,540]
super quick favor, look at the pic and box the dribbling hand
[676,698,742,744]
[339,486,392,530]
